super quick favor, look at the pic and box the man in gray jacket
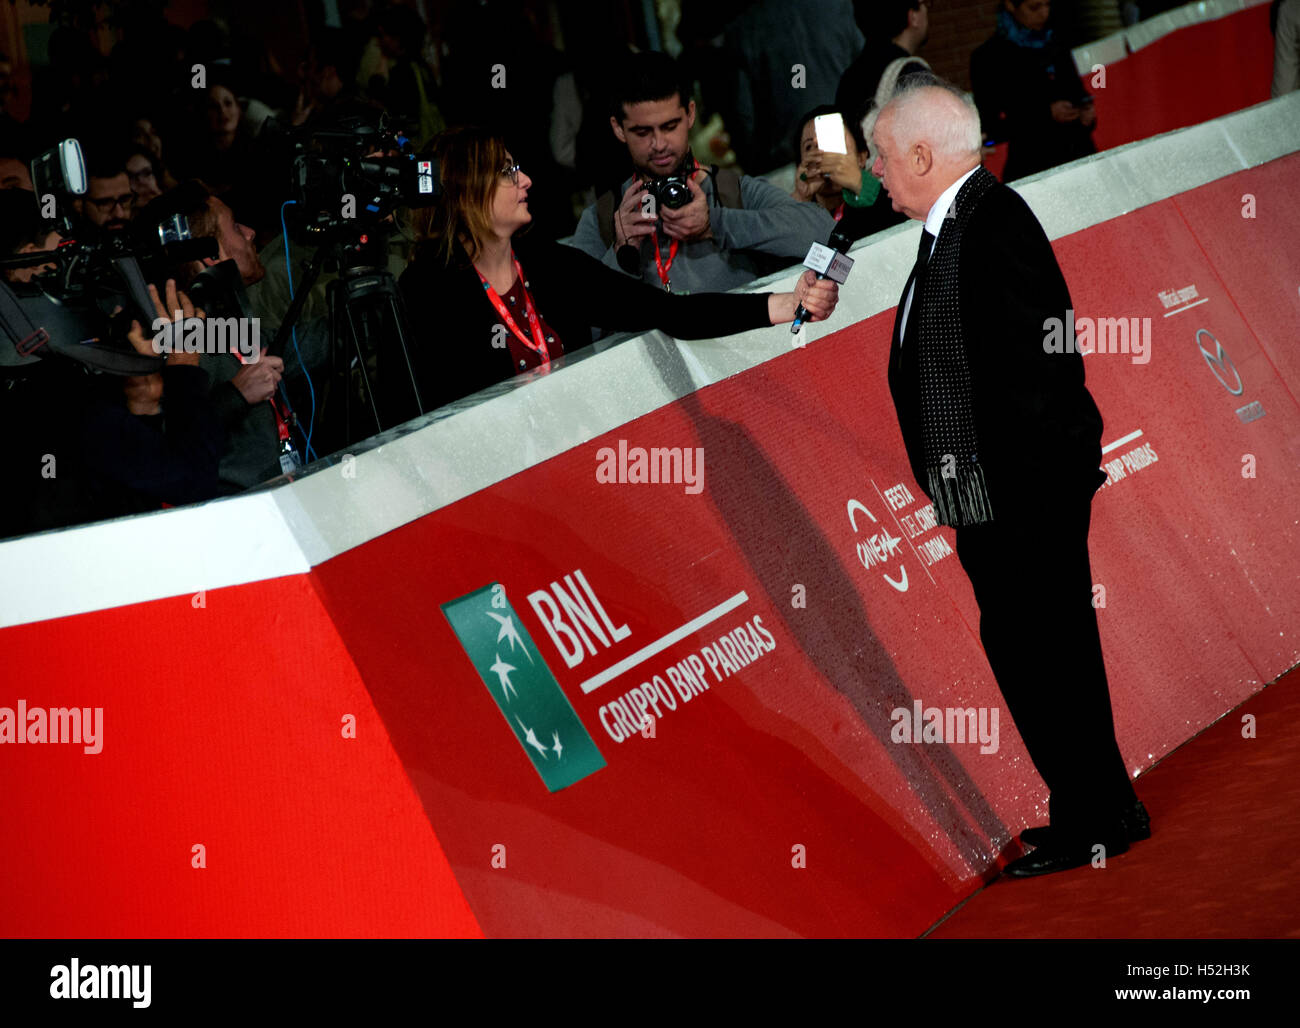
[568,51,832,296]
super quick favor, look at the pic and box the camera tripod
[272,230,424,455]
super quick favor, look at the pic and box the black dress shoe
[1020,799,1151,848]
[1004,834,1130,878]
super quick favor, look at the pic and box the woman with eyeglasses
[399,126,840,413]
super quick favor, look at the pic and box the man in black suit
[870,75,1149,877]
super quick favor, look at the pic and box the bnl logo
[443,581,606,792]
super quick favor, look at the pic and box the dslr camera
[642,149,698,212]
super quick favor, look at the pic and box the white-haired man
[871,75,1149,878]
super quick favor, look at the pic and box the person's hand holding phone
[817,150,862,192]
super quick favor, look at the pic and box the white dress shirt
[899,165,980,345]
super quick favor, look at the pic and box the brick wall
[924,0,1002,91]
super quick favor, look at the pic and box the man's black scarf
[915,165,998,527]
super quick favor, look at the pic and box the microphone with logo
[791,226,854,334]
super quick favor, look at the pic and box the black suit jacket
[887,174,1106,513]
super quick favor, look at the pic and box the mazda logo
[1194,329,1244,396]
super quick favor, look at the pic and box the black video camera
[288,110,440,242]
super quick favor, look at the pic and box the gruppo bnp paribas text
[527,569,774,743]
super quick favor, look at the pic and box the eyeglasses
[500,161,522,186]
[87,193,136,211]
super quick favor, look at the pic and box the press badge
[279,441,303,475]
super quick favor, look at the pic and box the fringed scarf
[915,165,999,527]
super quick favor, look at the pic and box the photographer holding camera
[397,126,839,415]
[2,140,236,535]
[140,181,285,493]
[569,52,833,296]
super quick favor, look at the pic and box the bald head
[870,78,983,222]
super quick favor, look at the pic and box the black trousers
[954,485,1137,840]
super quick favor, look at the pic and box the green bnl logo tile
[442,583,606,792]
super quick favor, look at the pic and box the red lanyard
[833,202,845,222]
[476,253,550,363]
[648,159,702,292]
[233,349,291,442]
[651,232,679,292]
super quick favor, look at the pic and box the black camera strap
[0,282,165,376]
[0,282,46,367]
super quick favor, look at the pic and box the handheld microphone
[791,226,853,333]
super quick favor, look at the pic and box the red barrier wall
[0,576,482,938]
[1,154,1297,938]
[1089,6,1273,151]
[300,156,1300,937]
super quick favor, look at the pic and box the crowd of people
[0,0,1260,541]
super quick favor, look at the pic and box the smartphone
[814,113,848,155]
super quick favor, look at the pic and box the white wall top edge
[1125,0,1267,54]
[0,491,310,630]
[1073,0,1270,73]
[1,93,1297,627]
[1073,32,1129,76]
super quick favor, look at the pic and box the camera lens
[662,180,691,209]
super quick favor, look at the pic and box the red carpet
[927,666,1300,938]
